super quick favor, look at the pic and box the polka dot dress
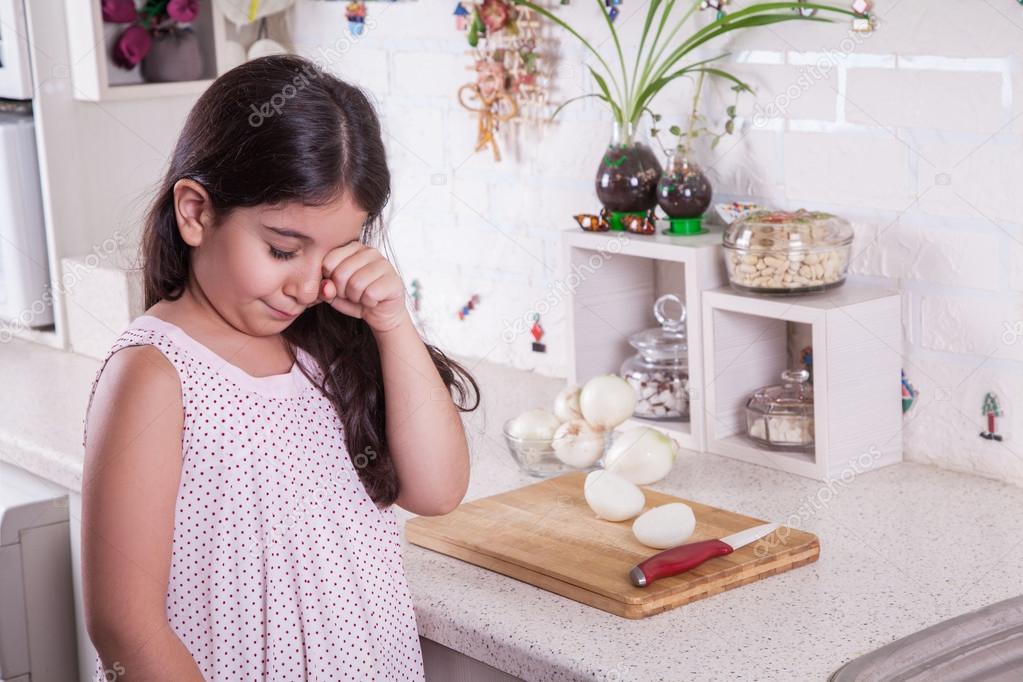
[83,315,425,681]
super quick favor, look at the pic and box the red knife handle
[629,539,734,587]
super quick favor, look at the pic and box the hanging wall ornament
[455,0,553,162]
[457,294,481,320]
[454,1,471,30]
[901,370,918,414]
[795,0,817,17]
[699,0,728,20]
[980,392,1004,441]
[346,1,368,35]
[850,0,876,32]
[410,278,423,312]
[604,0,622,22]
[530,313,546,353]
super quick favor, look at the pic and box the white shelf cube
[561,225,727,452]
[701,280,903,480]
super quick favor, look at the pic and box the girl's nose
[286,276,321,307]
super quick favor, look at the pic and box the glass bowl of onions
[502,421,570,478]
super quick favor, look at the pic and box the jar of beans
[620,294,690,422]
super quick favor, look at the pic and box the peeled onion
[506,409,561,440]
[632,503,696,548]
[551,419,605,468]
[553,385,583,422]
[604,427,678,485]
[579,374,637,431]
[583,470,645,522]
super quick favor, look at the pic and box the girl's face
[175,180,369,336]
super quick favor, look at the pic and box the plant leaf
[589,66,623,122]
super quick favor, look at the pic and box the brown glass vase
[594,121,662,229]
[657,150,713,235]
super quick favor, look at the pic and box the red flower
[112,25,152,69]
[479,0,510,33]
[101,0,137,23]
[167,0,200,23]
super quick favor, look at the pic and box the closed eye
[269,245,297,261]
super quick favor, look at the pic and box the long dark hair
[140,54,479,508]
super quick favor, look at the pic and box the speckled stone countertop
[3,336,1023,681]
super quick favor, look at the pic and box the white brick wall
[288,0,1023,485]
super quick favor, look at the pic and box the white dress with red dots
[83,314,425,681]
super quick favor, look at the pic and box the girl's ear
[172,179,212,247]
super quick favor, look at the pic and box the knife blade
[628,522,780,587]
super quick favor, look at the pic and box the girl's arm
[375,315,471,516]
[82,345,206,681]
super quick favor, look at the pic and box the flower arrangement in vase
[512,0,859,232]
[102,0,204,83]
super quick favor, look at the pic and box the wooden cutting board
[405,471,820,619]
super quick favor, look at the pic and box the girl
[81,54,479,681]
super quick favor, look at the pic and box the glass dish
[723,208,854,294]
[502,419,611,477]
[745,369,815,450]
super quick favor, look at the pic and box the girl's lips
[264,301,299,319]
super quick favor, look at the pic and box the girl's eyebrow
[263,225,360,249]
[263,225,313,242]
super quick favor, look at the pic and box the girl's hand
[318,243,409,333]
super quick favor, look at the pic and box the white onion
[553,385,583,422]
[604,427,678,485]
[506,409,561,440]
[632,503,696,548]
[551,419,605,468]
[579,374,637,431]
[583,470,646,522]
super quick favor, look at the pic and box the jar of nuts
[723,209,854,294]
[620,294,690,422]
[745,369,815,451]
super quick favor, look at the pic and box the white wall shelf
[562,224,727,453]
[64,0,219,102]
[701,281,903,480]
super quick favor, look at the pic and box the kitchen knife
[628,522,780,587]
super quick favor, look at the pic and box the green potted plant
[513,1,858,231]
[651,67,746,234]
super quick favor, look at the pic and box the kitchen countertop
[3,336,1023,681]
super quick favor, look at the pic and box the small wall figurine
[530,313,546,353]
[457,294,481,320]
[453,2,470,30]
[980,392,1004,442]
[346,1,367,35]
[901,370,918,413]
[410,278,422,312]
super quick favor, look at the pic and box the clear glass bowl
[620,294,690,421]
[503,419,609,478]
[723,208,854,295]
[745,369,815,451]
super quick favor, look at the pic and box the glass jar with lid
[620,294,690,421]
[745,369,815,450]
[723,209,854,294]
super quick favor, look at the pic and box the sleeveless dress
[82,314,425,681]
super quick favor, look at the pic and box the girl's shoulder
[81,318,191,451]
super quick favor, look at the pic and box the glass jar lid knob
[781,369,810,385]
[654,294,686,333]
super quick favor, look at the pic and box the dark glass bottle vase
[657,151,713,235]
[594,121,662,231]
